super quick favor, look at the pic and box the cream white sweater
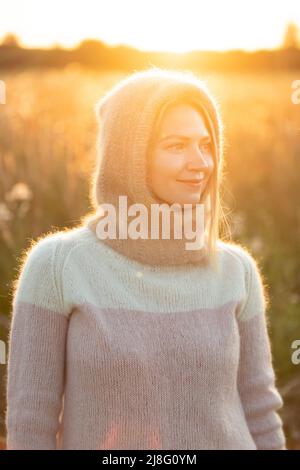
[5,226,286,450]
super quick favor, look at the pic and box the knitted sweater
[5,225,286,450]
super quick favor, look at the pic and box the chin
[158,191,202,206]
[168,198,201,207]
[178,194,202,205]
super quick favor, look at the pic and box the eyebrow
[158,134,212,143]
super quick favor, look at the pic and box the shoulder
[12,226,93,314]
[16,232,63,281]
[216,239,262,275]
[216,239,268,321]
[20,225,93,268]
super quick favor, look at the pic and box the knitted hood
[85,68,223,267]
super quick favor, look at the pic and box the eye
[168,142,185,151]
[200,142,212,152]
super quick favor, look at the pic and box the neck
[86,194,211,267]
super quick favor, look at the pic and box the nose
[186,146,213,176]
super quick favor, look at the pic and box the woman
[5,67,286,450]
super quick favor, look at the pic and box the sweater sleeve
[236,250,287,450]
[5,235,70,450]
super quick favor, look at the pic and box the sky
[1,0,300,53]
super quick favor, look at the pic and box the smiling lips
[176,174,206,188]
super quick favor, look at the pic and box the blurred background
[0,0,300,450]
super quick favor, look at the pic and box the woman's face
[149,104,215,206]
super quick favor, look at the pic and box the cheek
[151,150,183,180]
